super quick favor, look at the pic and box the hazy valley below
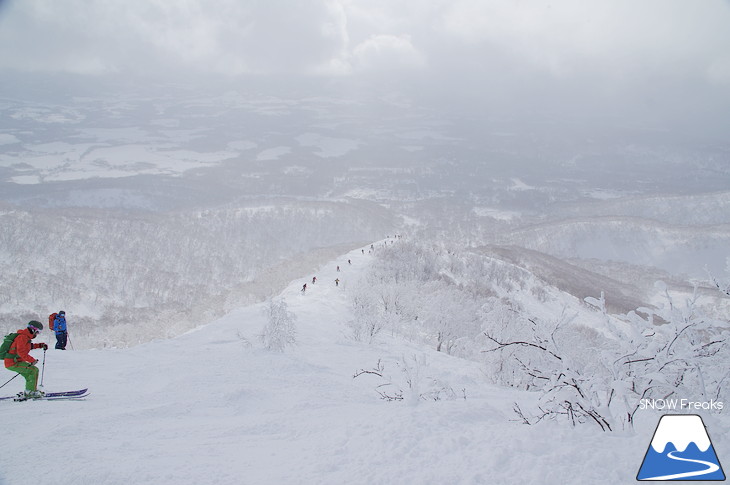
[1,76,728,347]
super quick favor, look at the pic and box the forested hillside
[0,198,394,346]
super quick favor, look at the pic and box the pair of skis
[0,388,89,402]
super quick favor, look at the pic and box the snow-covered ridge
[496,216,730,277]
[560,190,730,225]
[471,244,649,314]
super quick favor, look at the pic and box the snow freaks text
[639,399,724,411]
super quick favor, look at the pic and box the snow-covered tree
[419,283,480,355]
[348,291,387,343]
[349,240,498,351]
[260,298,297,352]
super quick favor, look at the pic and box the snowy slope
[0,244,726,485]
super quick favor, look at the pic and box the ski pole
[0,373,19,390]
[40,349,47,387]
[67,332,74,351]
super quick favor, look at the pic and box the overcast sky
[1,0,730,132]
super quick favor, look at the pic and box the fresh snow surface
[0,244,726,485]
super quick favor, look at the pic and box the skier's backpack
[0,333,18,360]
[49,313,57,332]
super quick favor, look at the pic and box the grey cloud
[0,0,350,75]
[1,0,729,135]
[3,0,729,83]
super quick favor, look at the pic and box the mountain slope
[472,245,649,314]
[0,243,725,485]
[495,216,730,277]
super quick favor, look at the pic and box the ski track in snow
[0,241,722,485]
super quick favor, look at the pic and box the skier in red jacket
[4,321,48,400]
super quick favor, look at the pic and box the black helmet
[27,320,43,334]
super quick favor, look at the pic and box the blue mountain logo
[637,414,726,481]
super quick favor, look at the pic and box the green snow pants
[7,362,39,391]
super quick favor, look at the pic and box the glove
[31,359,38,365]
[40,343,48,350]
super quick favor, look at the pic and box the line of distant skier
[301,236,402,295]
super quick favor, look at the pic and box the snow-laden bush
[488,286,728,431]
[485,307,621,431]
[353,355,465,404]
[260,298,297,352]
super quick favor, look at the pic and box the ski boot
[14,390,45,401]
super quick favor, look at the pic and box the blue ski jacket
[54,315,67,334]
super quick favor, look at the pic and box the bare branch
[512,403,531,425]
[482,333,563,361]
[353,359,385,379]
